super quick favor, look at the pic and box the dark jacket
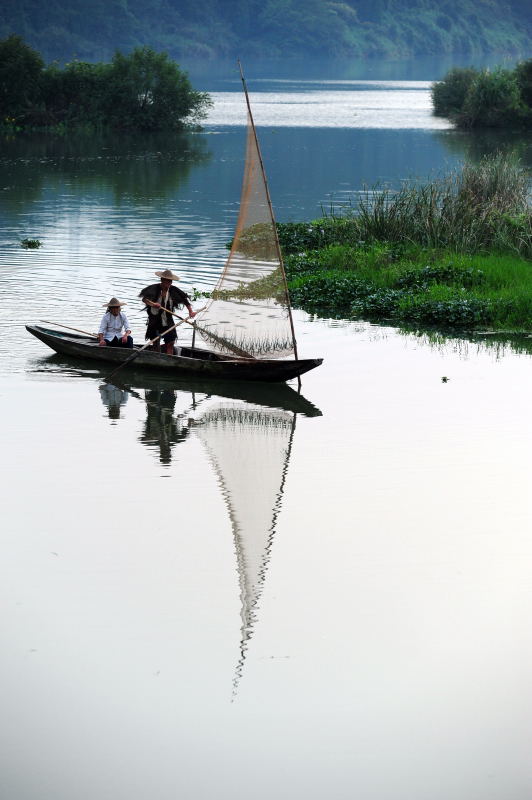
[139,283,190,317]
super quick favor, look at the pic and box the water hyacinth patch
[285,241,532,332]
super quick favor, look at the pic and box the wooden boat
[31,350,323,416]
[27,66,323,384]
[26,325,322,382]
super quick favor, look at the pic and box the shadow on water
[436,128,532,168]
[0,129,211,211]
[30,353,321,697]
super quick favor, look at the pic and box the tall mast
[237,60,299,362]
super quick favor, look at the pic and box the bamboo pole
[237,60,299,363]
[40,320,97,337]
[105,316,190,382]
[146,301,255,360]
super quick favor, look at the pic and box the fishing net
[194,110,295,360]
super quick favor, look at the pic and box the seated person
[98,297,133,348]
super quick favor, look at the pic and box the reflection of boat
[28,352,322,417]
[26,326,321,382]
[26,69,322,383]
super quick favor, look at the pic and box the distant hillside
[1,0,531,64]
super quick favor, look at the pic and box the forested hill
[1,0,531,64]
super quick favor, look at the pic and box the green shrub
[459,68,525,127]
[289,272,371,310]
[351,289,405,319]
[0,35,44,123]
[431,67,478,116]
[0,37,211,131]
[515,58,532,107]
[396,289,492,327]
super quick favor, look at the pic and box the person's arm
[98,314,107,346]
[173,288,196,318]
[143,297,160,309]
[121,313,132,343]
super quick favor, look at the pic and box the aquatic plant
[286,243,532,332]
[20,238,42,248]
[279,154,532,259]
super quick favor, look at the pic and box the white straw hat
[102,297,127,307]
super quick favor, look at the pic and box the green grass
[286,244,532,331]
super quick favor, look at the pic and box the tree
[41,60,111,125]
[459,68,525,127]
[0,34,44,122]
[515,58,532,108]
[103,46,211,131]
[431,67,478,116]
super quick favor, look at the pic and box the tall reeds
[336,153,531,257]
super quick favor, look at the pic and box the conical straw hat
[155,269,180,281]
[102,297,127,307]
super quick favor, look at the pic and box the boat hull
[26,326,323,383]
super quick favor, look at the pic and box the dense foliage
[432,61,532,128]
[0,36,211,130]
[0,0,531,63]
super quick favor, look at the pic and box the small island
[431,60,532,129]
[0,35,211,131]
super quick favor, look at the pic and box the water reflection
[94,368,322,694]
[139,387,195,465]
[193,401,298,697]
[98,382,129,421]
[0,129,211,213]
[436,128,532,168]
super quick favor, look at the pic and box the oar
[147,301,256,360]
[40,320,97,337]
[105,316,191,382]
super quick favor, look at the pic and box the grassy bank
[285,244,532,331]
[194,155,532,333]
[275,154,532,332]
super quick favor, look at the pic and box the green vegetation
[432,61,532,128]
[278,154,532,332]
[285,246,532,331]
[20,238,42,248]
[0,36,211,131]
[279,154,531,257]
[0,0,530,63]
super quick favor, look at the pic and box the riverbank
[276,154,532,333]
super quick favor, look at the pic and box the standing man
[139,269,196,354]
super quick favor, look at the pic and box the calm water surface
[1,74,532,800]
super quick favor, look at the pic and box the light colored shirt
[99,311,130,341]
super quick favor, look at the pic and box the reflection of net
[195,116,295,359]
[194,402,295,694]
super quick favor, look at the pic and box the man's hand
[188,310,197,319]
[146,300,161,308]
[98,339,106,347]
[121,334,128,344]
